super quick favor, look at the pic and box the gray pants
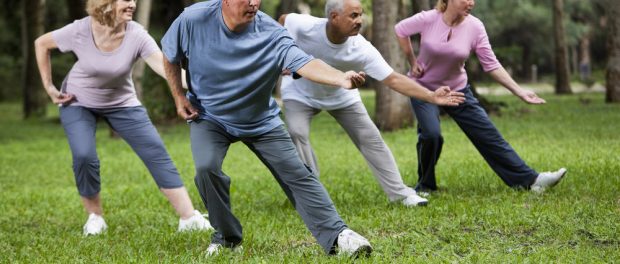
[410,86,538,191]
[189,119,346,254]
[59,106,184,197]
[283,100,416,202]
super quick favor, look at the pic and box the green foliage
[1,91,619,262]
[142,68,178,123]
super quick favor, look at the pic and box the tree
[65,0,86,21]
[276,0,299,19]
[606,0,620,103]
[22,0,47,118]
[552,0,572,94]
[371,0,414,131]
[411,0,430,13]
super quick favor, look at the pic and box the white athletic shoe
[337,229,372,257]
[531,168,567,193]
[205,243,242,257]
[178,210,213,232]
[402,193,429,207]
[83,213,107,236]
[417,191,431,198]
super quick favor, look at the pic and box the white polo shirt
[282,13,394,110]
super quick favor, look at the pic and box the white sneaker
[337,229,372,257]
[531,168,567,193]
[178,210,213,232]
[402,193,429,207]
[205,243,242,257]
[83,213,107,236]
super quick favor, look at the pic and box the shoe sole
[550,169,568,188]
[352,245,372,258]
[403,200,429,207]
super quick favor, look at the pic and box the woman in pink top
[34,0,211,235]
[395,0,566,194]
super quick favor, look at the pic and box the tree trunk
[65,0,86,20]
[276,0,298,19]
[372,0,414,131]
[132,0,152,101]
[22,0,47,119]
[552,0,572,94]
[607,0,620,103]
[411,0,430,13]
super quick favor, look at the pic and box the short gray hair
[324,0,345,17]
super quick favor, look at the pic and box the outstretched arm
[162,57,198,120]
[34,33,74,104]
[488,67,545,104]
[382,72,464,106]
[144,51,188,88]
[296,59,366,89]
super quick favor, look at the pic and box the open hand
[342,71,366,89]
[517,90,546,104]
[432,86,465,106]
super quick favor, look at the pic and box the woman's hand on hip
[46,84,75,105]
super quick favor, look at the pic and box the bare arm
[144,51,188,88]
[382,72,464,106]
[278,14,288,26]
[34,32,74,104]
[488,66,545,104]
[396,35,423,77]
[296,59,366,89]
[162,57,198,120]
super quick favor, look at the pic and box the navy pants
[60,106,184,197]
[189,119,346,254]
[410,87,538,191]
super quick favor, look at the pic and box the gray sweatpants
[59,106,184,197]
[189,119,346,254]
[283,100,416,202]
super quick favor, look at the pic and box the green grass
[1,92,619,263]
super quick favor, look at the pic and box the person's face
[224,0,261,25]
[330,0,363,37]
[448,0,475,16]
[115,0,136,23]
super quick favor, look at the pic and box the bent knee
[419,131,443,141]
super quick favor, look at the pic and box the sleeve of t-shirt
[283,13,303,38]
[51,21,77,53]
[473,21,501,72]
[361,40,394,81]
[394,10,431,38]
[136,27,160,59]
[276,29,314,72]
[284,13,323,38]
[161,15,189,64]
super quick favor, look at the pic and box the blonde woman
[395,0,567,194]
[34,0,211,235]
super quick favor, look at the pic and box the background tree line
[3,0,619,129]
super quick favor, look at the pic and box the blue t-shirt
[161,0,313,137]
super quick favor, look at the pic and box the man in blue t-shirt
[162,0,371,257]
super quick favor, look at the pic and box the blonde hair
[435,0,448,12]
[86,0,117,27]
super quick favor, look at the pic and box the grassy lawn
[1,91,619,263]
